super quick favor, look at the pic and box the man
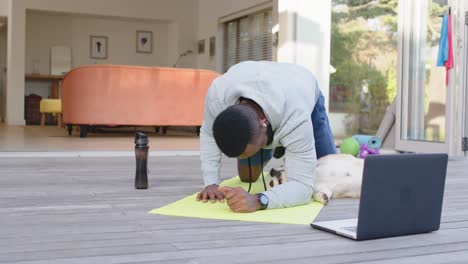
[196,61,336,212]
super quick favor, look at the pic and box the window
[223,9,272,72]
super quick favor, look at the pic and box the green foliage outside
[330,0,398,135]
[331,0,447,136]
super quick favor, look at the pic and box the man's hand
[196,184,225,203]
[218,186,261,213]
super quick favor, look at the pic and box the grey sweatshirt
[200,61,321,209]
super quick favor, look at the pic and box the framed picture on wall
[90,36,108,59]
[136,31,153,53]
[198,39,205,54]
[209,36,215,57]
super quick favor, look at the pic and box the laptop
[311,153,448,241]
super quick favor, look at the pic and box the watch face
[260,194,268,205]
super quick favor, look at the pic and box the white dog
[269,154,364,204]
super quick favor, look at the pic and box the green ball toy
[340,137,360,157]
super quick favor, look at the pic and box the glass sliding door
[329,0,398,137]
[396,0,454,153]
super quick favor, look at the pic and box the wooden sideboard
[25,74,64,99]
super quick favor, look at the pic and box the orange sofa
[61,64,220,137]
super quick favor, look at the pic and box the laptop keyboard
[343,226,357,232]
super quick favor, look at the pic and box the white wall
[25,11,169,98]
[277,0,331,107]
[6,0,198,125]
[27,11,170,73]
[196,0,273,71]
[0,0,8,17]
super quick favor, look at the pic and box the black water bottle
[134,132,149,189]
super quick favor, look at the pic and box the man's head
[212,104,268,158]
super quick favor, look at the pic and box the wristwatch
[257,193,269,210]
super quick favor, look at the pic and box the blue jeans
[239,92,336,165]
[311,92,337,159]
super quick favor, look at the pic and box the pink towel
[445,14,454,85]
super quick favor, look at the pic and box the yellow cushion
[40,99,62,113]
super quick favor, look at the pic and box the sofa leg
[196,126,201,136]
[80,125,89,138]
[67,125,73,136]
[154,126,169,134]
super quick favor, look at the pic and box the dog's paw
[269,167,286,189]
[278,174,287,184]
[313,192,330,205]
[269,177,279,188]
[269,167,283,178]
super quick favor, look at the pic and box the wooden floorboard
[0,156,467,264]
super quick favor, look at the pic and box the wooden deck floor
[1,156,467,264]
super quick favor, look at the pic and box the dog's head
[269,167,287,188]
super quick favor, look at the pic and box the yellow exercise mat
[149,174,324,225]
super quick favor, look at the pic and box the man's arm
[262,120,317,208]
[197,91,225,203]
[200,113,222,187]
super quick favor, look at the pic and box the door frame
[0,19,6,123]
[458,0,468,156]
